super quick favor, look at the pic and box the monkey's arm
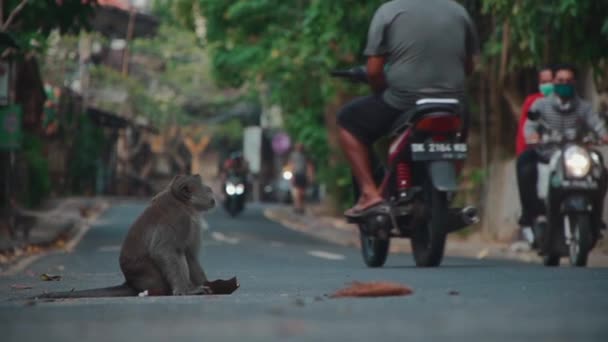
[186,251,208,286]
[150,246,192,295]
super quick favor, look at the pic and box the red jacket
[516,93,544,155]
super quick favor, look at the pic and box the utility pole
[122,6,136,76]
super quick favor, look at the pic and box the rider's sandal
[344,201,391,219]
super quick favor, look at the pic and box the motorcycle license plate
[410,143,468,161]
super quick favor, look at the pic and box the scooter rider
[517,64,608,236]
[336,0,479,219]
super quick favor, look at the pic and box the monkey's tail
[34,283,138,299]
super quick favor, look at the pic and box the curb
[264,207,608,267]
[0,198,110,276]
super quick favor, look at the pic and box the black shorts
[293,173,308,188]
[337,95,405,145]
[337,94,469,145]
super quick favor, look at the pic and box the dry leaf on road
[40,273,62,281]
[330,281,413,298]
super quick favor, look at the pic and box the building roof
[91,0,159,39]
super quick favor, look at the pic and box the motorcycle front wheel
[411,180,448,267]
[567,214,593,267]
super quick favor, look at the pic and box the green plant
[21,133,51,207]
[68,114,106,193]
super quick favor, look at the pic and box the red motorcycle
[331,66,478,267]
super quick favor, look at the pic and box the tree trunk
[321,89,354,214]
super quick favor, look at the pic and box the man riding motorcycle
[517,64,608,239]
[336,0,479,219]
[221,151,250,187]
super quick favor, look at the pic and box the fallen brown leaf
[40,273,62,281]
[330,281,413,298]
[10,284,33,290]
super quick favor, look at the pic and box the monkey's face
[171,174,216,211]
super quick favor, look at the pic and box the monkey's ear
[179,181,193,199]
[170,175,185,185]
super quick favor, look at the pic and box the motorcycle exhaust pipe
[461,206,480,225]
[447,206,480,233]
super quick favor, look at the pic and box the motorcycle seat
[389,98,461,138]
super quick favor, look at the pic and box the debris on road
[10,284,33,290]
[448,290,460,296]
[477,248,489,259]
[293,298,306,307]
[330,281,413,298]
[40,273,62,281]
[205,277,239,295]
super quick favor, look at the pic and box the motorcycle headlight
[283,171,293,180]
[235,184,245,195]
[564,146,591,178]
[225,183,236,195]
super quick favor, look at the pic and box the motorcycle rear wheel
[543,254,560,266]
[360,233,390,268]
[411,180,448,267]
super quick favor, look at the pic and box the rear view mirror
[528,110,540,121]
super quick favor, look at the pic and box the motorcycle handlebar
[329,66,368,83]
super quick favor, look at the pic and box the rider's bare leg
[292,186,305,213]
[338,127,384,211]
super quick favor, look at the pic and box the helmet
[229,151,243,160]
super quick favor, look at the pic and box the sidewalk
[0,197,109,274]
[264,205,608,267]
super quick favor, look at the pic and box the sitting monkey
[37,174,238,298]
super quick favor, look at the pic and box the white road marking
[98,245,121,252]
[307,250,345,261]
[211,231,240,245]
[270,241,285,247]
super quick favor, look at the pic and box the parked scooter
[331,66,479,268]
[528,110,607,267]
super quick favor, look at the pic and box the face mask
[539,83,554,96]
[554,83,575,98]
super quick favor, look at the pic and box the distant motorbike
[223,173,247,217]
[276,165,294,203]
[331,66,479,268]
[528,111,607,267]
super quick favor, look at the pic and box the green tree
[176,0,608,214]
[168,0,386,210]
[2,0,97,51]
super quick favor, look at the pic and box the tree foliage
[481,0,608,74]
[3,0,97,52]
[167,0,386,207]
[171,0,608,209]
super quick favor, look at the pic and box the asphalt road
[1,201,607,341]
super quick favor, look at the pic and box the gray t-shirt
[524,95,607,142]
[289,151,308,176]
[365,0,479,110]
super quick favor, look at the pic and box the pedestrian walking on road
[288,143,314,214]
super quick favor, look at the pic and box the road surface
[1,201,607,341]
